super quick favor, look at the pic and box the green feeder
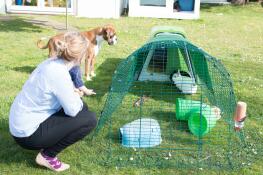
[176,98,220,136]
[188,109,220,137]
[176,98,204,121]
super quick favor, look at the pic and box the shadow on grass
[86,58,123,101]
[12,66,36,74]
[0,118,38,168]
[0,17,42,33]
[200,3,251,13]
[200,3,262,12]
[129,81,188,105]
[201,4,228,10]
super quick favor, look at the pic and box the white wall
[129,0,200,19]
[0,0,6,14]
[77,0,123,18]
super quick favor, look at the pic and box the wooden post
[66,0,68,30]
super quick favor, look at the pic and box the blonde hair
[55,31,88,62]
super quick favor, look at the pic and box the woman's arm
[50,67,83,117]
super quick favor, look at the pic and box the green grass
[0,3,263,174]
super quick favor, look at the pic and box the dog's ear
[103,26,109,35]
[103,24,114,34]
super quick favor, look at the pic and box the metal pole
[4,0,8,15]
[66,0,68,30]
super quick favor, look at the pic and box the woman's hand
[74,88,84,97]
[78,86,96,96]
[83,88,96,96]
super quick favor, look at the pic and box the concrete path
[23,15,78,32]
[0,15,13,21]
[0,14,78,32]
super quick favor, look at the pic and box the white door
[6,0,74,14]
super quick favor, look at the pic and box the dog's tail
[37,37,50,49]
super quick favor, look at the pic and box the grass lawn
[0,3,263,175]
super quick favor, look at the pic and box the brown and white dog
[37,24,117,81]
[81,25,117,80]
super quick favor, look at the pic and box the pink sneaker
[35,152,70,172]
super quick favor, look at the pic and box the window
[140,0,166,6]
[8,0,73,14]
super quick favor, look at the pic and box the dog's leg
[85,56,92,81]
[90,56,96,78]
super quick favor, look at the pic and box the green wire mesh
[93,32,263,170]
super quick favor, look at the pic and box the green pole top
[150,26,187,39]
